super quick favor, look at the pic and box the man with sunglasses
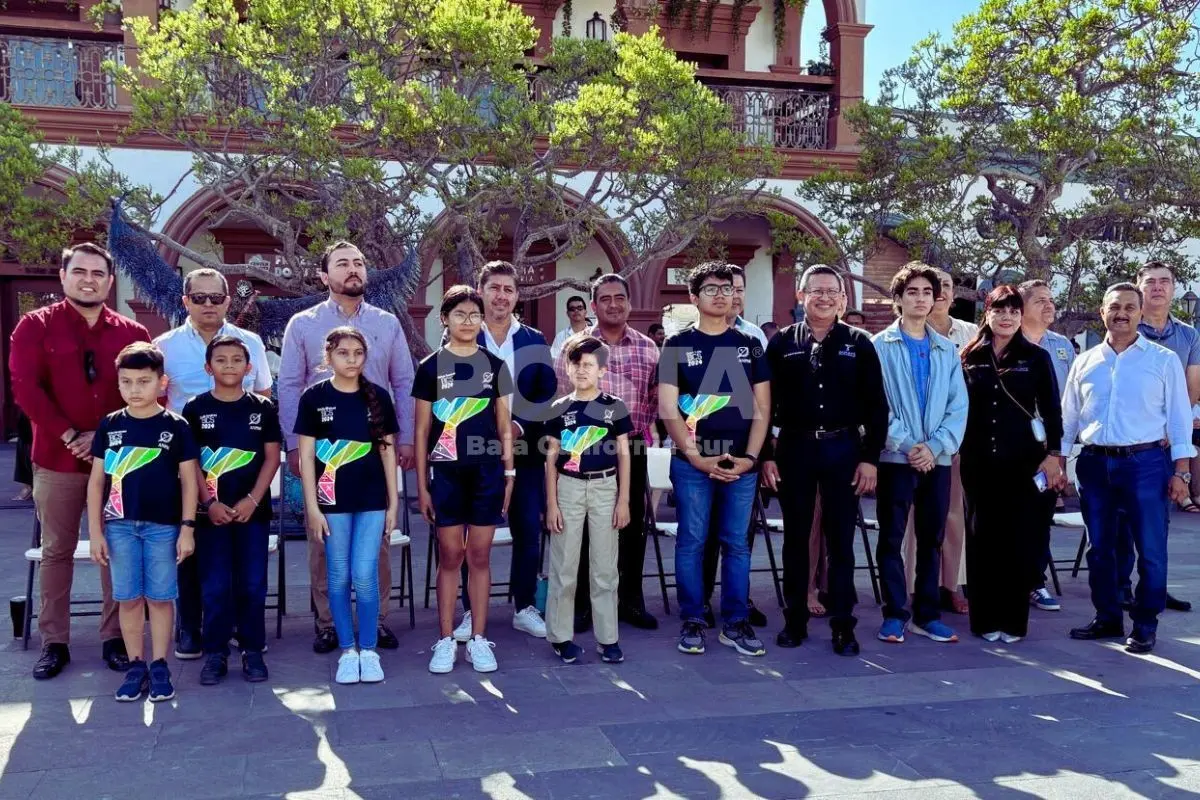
[154,268,273,659]
[10,243,152,680]
[550,295,592,360]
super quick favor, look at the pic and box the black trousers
[575,448,650,615]
[963,461,1052,637]
[876,463,951,626]
[776,436,861,633]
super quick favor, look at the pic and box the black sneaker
[148,659,175,702]
[32,643,70,681]
[598,642,624,663]
[719,621,767,657]
[115,660,149,702]
[313,628,338,654]
[702,604,717,630]
[199,653,227,686]
[242,651,269,682]
[101,638,130,672]
[174,630,202,661]
[376,624,400,650]
[551,641,584,664]
[678,621,706,654]
[747,601,768,628]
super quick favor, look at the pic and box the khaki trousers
[547,474,619,645]
[903,455,967,594]
[309,535,392,629]
[32,466,121,645]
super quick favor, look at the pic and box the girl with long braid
[295,327,399,684]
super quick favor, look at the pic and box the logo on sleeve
[249,413,262,430]
[158,431,174,449]
[482,372,494,389]
[737,346,750,363]
[603,408,615,423]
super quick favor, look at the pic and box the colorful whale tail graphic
[678,394,731,441]
[200,446,256,503]
[431,397,490,461]
[560,425,608,472]
[102,446,162,519]
[314,439,372,505]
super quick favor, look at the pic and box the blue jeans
[104,520,180,602]
[1076,447,1171,633]
[876,463,951,626]
[671,458,757,625]
[196,519,270,655]
[325,511,386,650]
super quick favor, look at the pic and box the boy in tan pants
[545,336,632,664]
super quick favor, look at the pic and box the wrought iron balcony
[706,84,831,150]
[0,35,123,110]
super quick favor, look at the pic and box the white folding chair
[389,467,416,628]
[643,447,676,613]
[22,516,104,650]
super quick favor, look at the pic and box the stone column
[826,21,872,150]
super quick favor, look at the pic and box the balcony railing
[0,35,123,110]
[706,84,831,150]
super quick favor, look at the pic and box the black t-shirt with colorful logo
[91,408,200,525]
[659,326,771,458]
[293,379,398,514]
[547,392,633,474]
[412,346,513,464]
[182,392,282,524]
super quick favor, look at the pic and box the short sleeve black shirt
[91,409,199,524]
[658,326,770,458]
[412,346,512,464]
[293,380,398,514]
[183,392,282,523]
[548,393,634,473]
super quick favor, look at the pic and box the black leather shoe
[199,653,227,686]
[174,629,202,661]
[242,651,269,682]
[32,643,70,680]
[618,605,659,630]
[1069,618,1125,640]
[747,601,768,628]
[1125,630,1156,654]
[775,627,807,648]
[101,638,130,672]
[312,628,338,654]
[702,604,717,630]
[376,624,400,650]
[833,630,860,656]
[574,611,593,634]
[1166,593,1192,612]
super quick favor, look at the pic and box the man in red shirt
[9,243,152,680]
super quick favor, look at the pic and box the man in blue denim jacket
[871,262,968,645]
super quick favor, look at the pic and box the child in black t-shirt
[414,285,514,675]
[87,342,199,703]
[544,336,632,664]
[182,335,282,685]
[294,327,399,686]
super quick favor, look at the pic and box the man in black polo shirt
[763,265,888,655]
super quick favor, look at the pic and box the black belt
[794,427,853,441]
[557,466,617,480]
[1081,441,1166,458]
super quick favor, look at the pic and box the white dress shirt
[155,319,273,412]
[482,315,520,382]
[550,323,591,359]
[1061,334,1196,461]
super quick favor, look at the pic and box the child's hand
[418,490,435,525]
[231,497,257,522]
[209,502,236,525]
[502,475,514,516]
[307,509,330,541]
[89,536,109,567]
[384,503,398,540]
[547,505,563,534]
[177,530,195,564]
[613,500,630,530]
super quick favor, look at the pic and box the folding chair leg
[1047,546,1062,596]
[759,521,784,608]
[405,547,415,630]
[860,524,882,606]
[22,561,34,651]
[276,517,286,640]
[1072,529,1088,578]
[423,531,436,609]
[652,525,670,615]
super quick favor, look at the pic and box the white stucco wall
[743,3,777,73]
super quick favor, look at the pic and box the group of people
[10,238,1193,703]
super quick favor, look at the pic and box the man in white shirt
[154,268,273,660]
[1062,283,1194,654]
[549,295,591,359]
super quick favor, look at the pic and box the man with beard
[278,241,415,654]
[10,243,152,679]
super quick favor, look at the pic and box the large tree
[112,0,775,337]
[794,0,1200,328]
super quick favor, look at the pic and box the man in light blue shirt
[1063,283,1194,653]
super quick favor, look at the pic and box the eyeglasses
[698,284,735,297]
[567,306,586,313]
[449,311,483,324]
[188,293,228,305]
[805,289,843,299]
[83,350,97,384]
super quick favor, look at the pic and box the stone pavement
[0,448,1198,799]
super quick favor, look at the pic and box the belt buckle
[814,428,828,440]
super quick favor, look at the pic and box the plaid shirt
[554,324,659,443]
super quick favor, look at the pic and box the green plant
[730,0,752,42]
[562,0,572,36]
[772,0,807,50]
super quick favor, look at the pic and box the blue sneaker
[597,642,624,663]
[877,618,905,643]
[551,641,583,664]
[114,660,149,702]
[148,658,175,702]
[719,621,767,657]
[908,619,959,643]
[677,621,706,654]
[1030,588,1061,611]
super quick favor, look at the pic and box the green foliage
[799,0,1200,330]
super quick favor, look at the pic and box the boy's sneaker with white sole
[428,637,457,674]
[512,606,547,638]
[466,635,498,673]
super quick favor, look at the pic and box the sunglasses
[568,306,586,312]
[188,293,228,305]
[84,350,97,384]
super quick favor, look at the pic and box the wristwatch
[1175,472,1192,483]
[181,520,196,528]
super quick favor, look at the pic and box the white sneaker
[512,606,547,638]
[980,631,1002,642]
[359,650,384,683]
[453,612,473,643]
[335,649,360,684]
[428,636,457,674]
[999,632,1024,644]
[465,635,498,673]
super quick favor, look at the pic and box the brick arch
[823,0,861,24]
